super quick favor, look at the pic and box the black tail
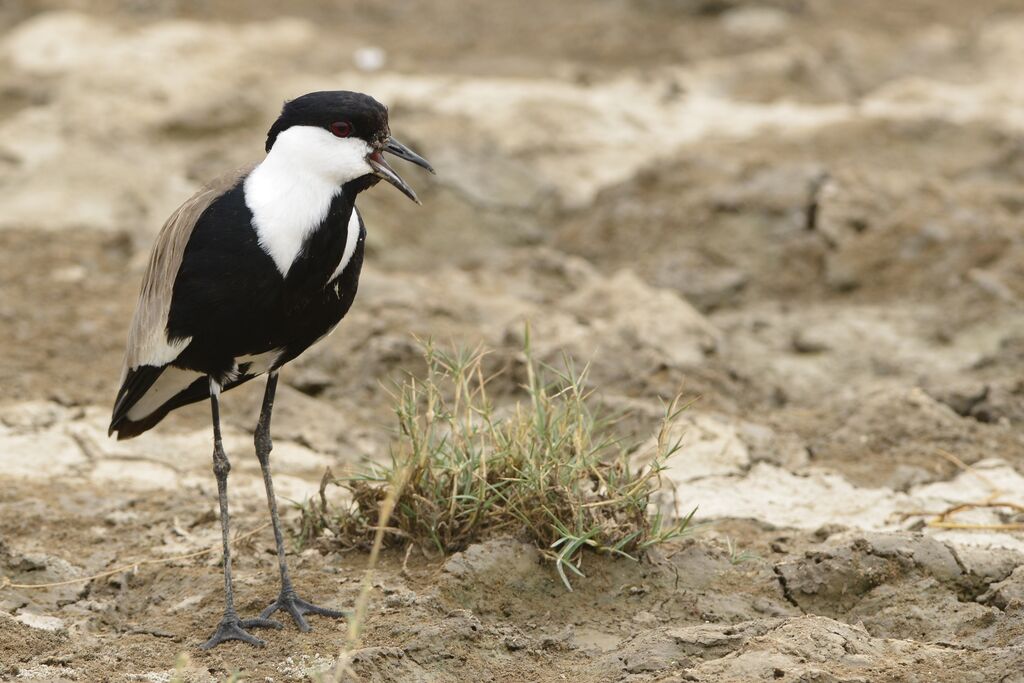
[110,365,165,436]
[109,367,258,440]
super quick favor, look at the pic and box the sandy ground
[3,0,1024,680]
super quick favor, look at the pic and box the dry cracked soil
[3,0,1024,681]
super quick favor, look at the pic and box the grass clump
[303,335,694,590]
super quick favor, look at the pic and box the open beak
[367,136,434,205]
[385,137,434,174]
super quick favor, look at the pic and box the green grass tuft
[300,333,695,590]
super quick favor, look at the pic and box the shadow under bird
[108,91,433,649]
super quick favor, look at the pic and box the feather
[110,166,253,437]
[118,166,253,380]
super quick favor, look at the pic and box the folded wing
[109,166,252,439]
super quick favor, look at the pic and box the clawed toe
[260,590,349,632]
[201,614,280,650]
[241,616,284,630]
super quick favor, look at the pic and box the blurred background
[3,1,1024,680]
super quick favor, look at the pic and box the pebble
[15,612,65,631]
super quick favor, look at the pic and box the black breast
[167,180,366,380]
[276,213,365,368]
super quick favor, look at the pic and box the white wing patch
[134,333,191,370]
[126,367,202,421]
[236,349,284,376]
[125,349,283,422]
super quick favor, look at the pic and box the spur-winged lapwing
[108,91,433,649]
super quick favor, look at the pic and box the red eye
[330,121,352,138]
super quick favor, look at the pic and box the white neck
[244,126,372,276]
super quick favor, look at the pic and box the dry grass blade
[298,333,695,593]
[896,449,1024,532]
[325,458,413,682]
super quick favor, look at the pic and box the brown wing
[110,165,253,437]
[119,165,253,378]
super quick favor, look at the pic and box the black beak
[368,152,420,204]
[367,136,433,205]
[368,137,432,204]
[385,137,434,174]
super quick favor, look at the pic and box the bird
[107,90,433,649]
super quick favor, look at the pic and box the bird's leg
[255,372,349,632]
[201,378,282,650]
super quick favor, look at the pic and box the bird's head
[264,90,434,203]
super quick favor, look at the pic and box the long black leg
[201,378,281,650]
[255,372,349,631]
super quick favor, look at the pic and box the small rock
[632,610,659,626]
[927,381,989,418]
[103,509,140,526]
[443,538,539,582]
[50,265,87,283]
[720,7,792,41]
[979,565,1024,609]
[15,612,65,631]
[353,46,387,72]
[288,366,334,396]
[954,545,1021,585]
[503,633,530,651]
[384,590,417,608]
[168,594,203,614]
[540,627,575,651]
[791,329,831,354]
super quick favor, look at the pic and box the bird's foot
[200,614,283,650]
[259,589,349,632]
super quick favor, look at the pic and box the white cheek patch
[245,126,373,276]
